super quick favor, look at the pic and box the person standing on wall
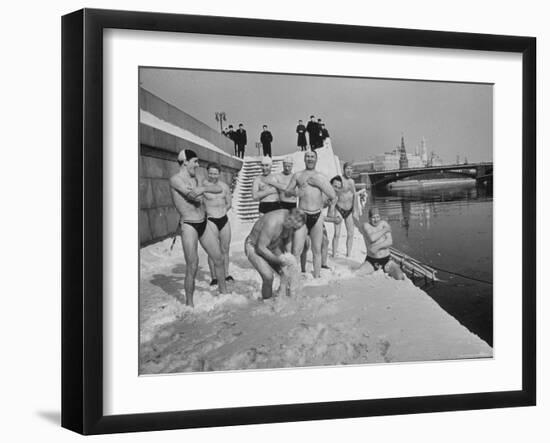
[296,119,307,151]
[321,123,330,146]
[226,124,237,156]
[316,118,325,149]
[235,123,247,159]
[260,124,274,157]
[306,115,319,151]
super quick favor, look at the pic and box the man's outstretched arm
[308,174,336,201]
[195,181,223,196]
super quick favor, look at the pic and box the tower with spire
[420,137,428,166]
[399,134,408,169]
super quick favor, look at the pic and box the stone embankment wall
[139,88,242,245]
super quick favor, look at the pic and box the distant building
[420,137,428,166]
[374,152,400,171]
[429,151,444,166]
[372,136,441,171]
[406,153,424,168]
[398,135,408,169]
[352,160,375,172]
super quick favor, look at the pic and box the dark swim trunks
[207,214,228,231]
[184,219,208,238]
[304,210,322,234]
[336,204,353,220]
[365,255,391,271]
[259,201,281,214]
[279,201,297,210]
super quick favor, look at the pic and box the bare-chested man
[245,208,306,299]
[252,156,280,215]
[285,150,336,278]
[271,156,297,210]
[332,162,357,257]
[353,205,405,280]
[300,178,343,273]
[169,149,228,307]
[202,163,233,286]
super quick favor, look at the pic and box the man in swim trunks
[202,162,234,286]
[252,156,281,215]
[332,162,357,258]
[169,149,229,307]
[265,156,297,210]
[285,150,336,278]
[245,208,306,299]
[352,204,404,280]
[300,182,343,273]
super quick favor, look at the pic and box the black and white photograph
[138,68,493,374]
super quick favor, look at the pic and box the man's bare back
[246,210,290,253]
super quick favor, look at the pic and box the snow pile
[139,220,493,374]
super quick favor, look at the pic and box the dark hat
[178,149,197,162]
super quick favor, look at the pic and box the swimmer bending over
[170,149,228,307]
[245,208,306,299]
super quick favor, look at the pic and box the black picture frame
[61,8,536,435]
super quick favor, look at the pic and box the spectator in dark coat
[321,123,330,144]
[234,123,247,159]
[226,124,237,156]
[296,119,307,151]
[306,115,319,150]
[316,119,324,147]
[260,125,274,157]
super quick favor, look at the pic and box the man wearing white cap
[265,156,297,210]
[252,156,281,215]
[169,149,228,307]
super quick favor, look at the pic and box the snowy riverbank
[139,222,492,374]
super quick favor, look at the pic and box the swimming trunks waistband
[365,254,391,271]
[207,214,229,231]
[279,201,297,210]
[259,201,281,214]
[183,218,208,238]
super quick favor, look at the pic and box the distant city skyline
[140,68,493,164]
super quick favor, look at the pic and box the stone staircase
[233,157,284,222]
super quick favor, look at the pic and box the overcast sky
[140,68,492,164]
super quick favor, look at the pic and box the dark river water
[368,180,493,346]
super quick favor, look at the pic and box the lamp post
[215,111,227,134]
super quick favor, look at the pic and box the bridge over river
[357,162,493,188]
